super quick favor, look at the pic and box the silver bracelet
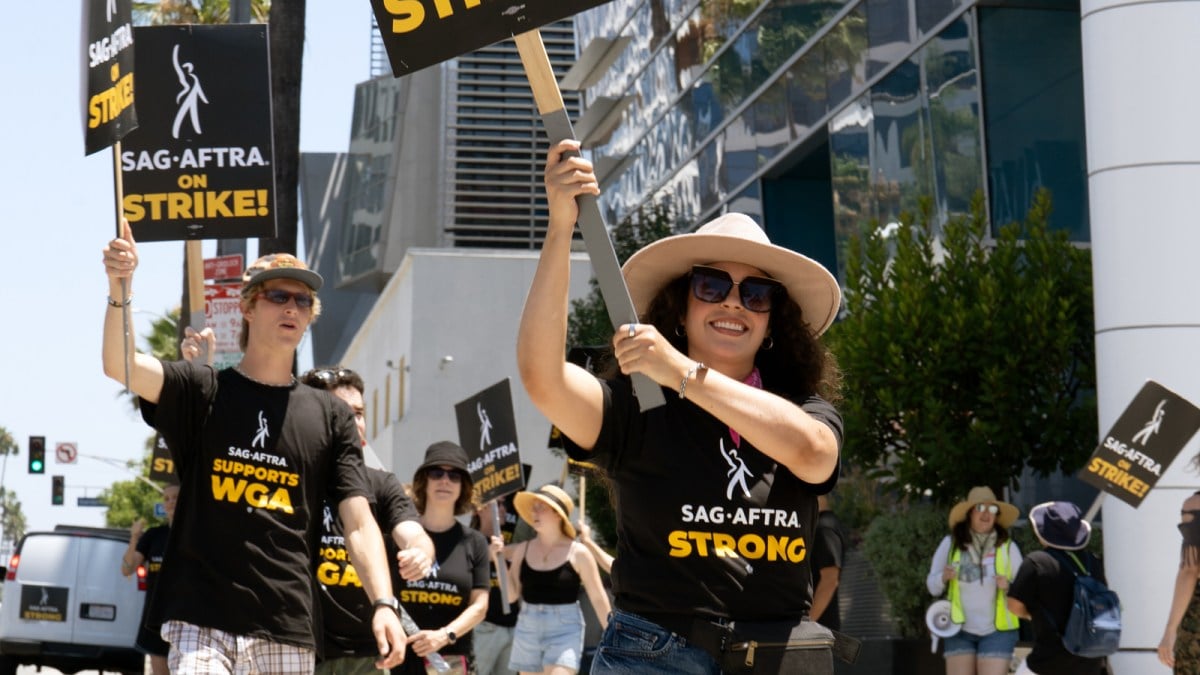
[679,362,706,399]
[107,294,133,308]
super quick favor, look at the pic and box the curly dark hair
[627,273,841,401]
[951,519,1010,549]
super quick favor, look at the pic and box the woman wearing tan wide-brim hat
[493,484,609,674]
[516,139,843,673]
[927,487,1024,675]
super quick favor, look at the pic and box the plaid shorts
[163,620,316,674]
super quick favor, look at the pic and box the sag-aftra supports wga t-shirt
[141,361,370,650]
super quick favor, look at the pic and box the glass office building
[574,0,1089,279]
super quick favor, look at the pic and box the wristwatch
[372,597,401,616]
[444,628,458,644]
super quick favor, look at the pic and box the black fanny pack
[656,615,860,675]
[723,619,836,674]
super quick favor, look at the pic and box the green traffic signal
[28,436,46,474]
[51,476,65,506]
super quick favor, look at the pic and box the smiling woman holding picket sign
[516,140,843,674]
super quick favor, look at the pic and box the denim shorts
[942,627,1018,659]
[590,609,721,674]
[508,602,584,673]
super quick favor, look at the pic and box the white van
[0,526,145,675]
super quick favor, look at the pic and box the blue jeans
[942,628,1019,659]
[508,602,584,672]
[590,610,722,675]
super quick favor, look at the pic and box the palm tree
[133,0,269,24]
[0,428,26,551]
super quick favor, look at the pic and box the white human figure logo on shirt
[252,410,270,449]
[721,439,753,500]
[478,403,492,450]
[106,0,117,22]
[1131,399,1167,446]
[322,505,334,532]
[171,44,209,139]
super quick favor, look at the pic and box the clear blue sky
[0,2,372,534]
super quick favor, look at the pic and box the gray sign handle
[514,30,665,411]
[491,501,513,615]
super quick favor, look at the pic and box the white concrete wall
[338,248,596,490]
[1080,1,1200,672]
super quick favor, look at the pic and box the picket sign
[513,30,665,411]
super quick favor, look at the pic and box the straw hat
[514,484,576,539]
[621,213,841,336]
[1029,501,1091,551]
[947,486,1019,529]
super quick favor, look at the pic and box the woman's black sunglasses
[426,467,463,483]
[257,289,314,308]
[689,265,784,313]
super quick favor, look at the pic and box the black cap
[417,441,469,474]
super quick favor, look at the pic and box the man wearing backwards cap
[1006,501,1107,675]
[102,223,407,673]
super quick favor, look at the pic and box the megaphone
[925,599,961,653]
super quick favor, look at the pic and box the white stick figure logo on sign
[1131,399,1167,446]
[478,403,493,450]
[171,44,209,139]
[56,442,78,464]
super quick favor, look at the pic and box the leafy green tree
[0,489,27,547]
[562,204,676,549]
[825,190,1096,505]
[102,440,166,528]
[861,503,945,637]
[0,427,26,548]
[111,309,180,525]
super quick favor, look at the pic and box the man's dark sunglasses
[257,289,314,308]
[305,368,356,389]
[689,265,784,313]
[426,467,463,483]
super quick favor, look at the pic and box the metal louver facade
[444,21,582,249]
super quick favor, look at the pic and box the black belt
[642,612,859,667]
[642,613,739,659]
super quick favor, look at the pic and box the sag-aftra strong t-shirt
[563,377,841,622]
[141,361,370,650]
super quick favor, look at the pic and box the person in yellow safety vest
[927,487,1024,675]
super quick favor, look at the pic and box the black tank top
[1181,491,1200,566]
[520,551,581,605]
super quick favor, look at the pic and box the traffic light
[51,476,65,506]
[28,436,45,474]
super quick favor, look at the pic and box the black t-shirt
[1008,549,1107,675]
[136,524,170,628]
[397,522,490,662]
[136,524,171,598]
[562,378,841,623]
[319,469,420,658]
[812,510,845,631]
[140,361,370,650]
